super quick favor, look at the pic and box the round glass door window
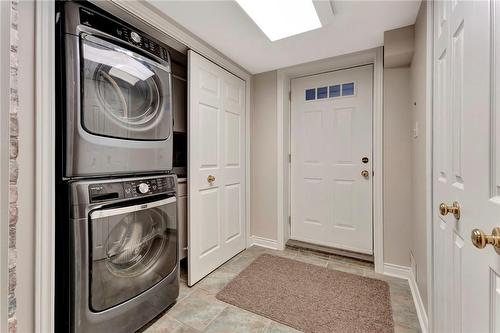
[104,209,167,277]
[95,64,161,127]
[89,201,177,312]
[81,35,172,141]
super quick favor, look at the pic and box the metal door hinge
[289,153,291,163]
[289,91,291,101]
[288,216,291,225]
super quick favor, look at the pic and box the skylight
[235,0,322,42]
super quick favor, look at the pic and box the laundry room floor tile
[144,245,422,333]
[203,306,270,333]
[166,289,227,331]
[145,315,200,333]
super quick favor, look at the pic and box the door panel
[433,1,500,332]
[291,65,373,254]
[188,51,246,286]
[199,188,220,256]
[225,184,241,241]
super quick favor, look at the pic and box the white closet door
[188,50,246,286]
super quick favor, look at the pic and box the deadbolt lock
[361,170,369,178]
[362,157,369,163]
[439,201,461,220]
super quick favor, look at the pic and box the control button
[137,183,150,194]
[130,31,141,44]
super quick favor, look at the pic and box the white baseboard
[408,268,429,333]
[383,263,428,333]
[383,263,411,280]
[249,235,279,250]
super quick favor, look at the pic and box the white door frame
[276,47,384,272]
[425,1,434,331]
[35,1,56,332]
[0,1,11,332]
[34,1,252,331]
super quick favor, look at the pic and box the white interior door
[290,65,373,254]
[188,51,246,286]
[433,1,500,332]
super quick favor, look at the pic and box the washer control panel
[89,176,175,203]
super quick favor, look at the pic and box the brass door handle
[471,228,500,254]
[207,175,215,184]
[439,201,460,220]
[361,170,369,178]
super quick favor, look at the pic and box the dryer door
[89,196,177,312]
[81,34,172,141]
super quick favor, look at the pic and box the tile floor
[143,246,421,333]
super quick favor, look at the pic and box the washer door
[89,197,177,312]
[81,34,172,141]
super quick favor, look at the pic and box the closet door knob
[207,175,216,184]
[439,201,460,220]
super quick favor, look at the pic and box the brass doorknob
[471,228,500,254]
[439,201,460,220]
[361,170,369,178]
[207,175,215,184]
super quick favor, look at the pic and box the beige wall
[384,25,415,68]
[383,68,413,267]
[251,71,278,240]
[410,1,429,311]
[382,0,430,311]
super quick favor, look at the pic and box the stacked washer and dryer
[55,2,179,332]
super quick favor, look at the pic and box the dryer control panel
[79,7,170,62]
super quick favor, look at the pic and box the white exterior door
[433,1,500,332]
[290,65,373,254]
[188,51,246,286]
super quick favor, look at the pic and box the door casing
[276,48,385,273]
[289,65,374,254]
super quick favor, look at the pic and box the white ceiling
[148,0,421,74]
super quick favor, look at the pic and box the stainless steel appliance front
[64,174,179,333]
[61,2,173,178]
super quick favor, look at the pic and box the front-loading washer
[57,1,174,178]
[56,174,179,333]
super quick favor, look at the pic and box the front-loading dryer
[58,1,173,178]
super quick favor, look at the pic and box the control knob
[130,31,141,44]
[137,183,150,194]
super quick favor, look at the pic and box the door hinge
[289,153,291,163]
[289,91,291,101]
[288,216,291,225]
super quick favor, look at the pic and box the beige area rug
[216,254,394,333]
